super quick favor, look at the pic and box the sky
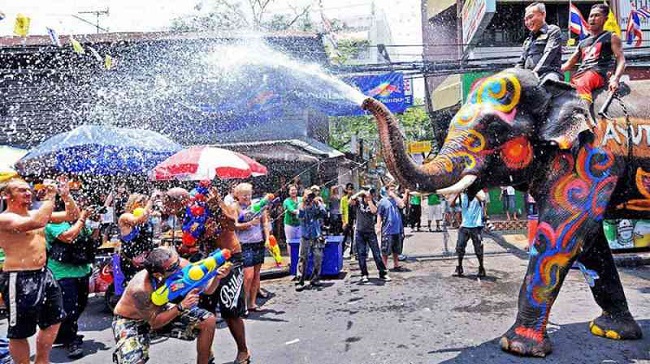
[0,0,422,49]
[0,0,424,97]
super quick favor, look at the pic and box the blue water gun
[150,248,231,306]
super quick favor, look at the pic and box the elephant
[362,67,649,357]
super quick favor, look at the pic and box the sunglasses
[164,260,180,273]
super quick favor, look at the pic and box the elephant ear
[537,79,593,150]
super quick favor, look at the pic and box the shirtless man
[112,247,230,364]
[0,177,80,364]
[200,187,251,364]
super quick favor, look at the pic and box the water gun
[251,193,278,213]
[266,235,282,266]
[150,248,231,306]
[238,194,281,223]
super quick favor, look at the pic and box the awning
[214,138,345,163]
[426,0,456,19]
[432,74,461,111]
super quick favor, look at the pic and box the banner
[196,71,413,134]
[339,72,413,116]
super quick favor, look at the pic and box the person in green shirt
[426,193,443,232]
[45,206,99,359]
[407,192,422,232]
[283,184,302,261]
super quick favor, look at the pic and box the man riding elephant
[363,67,648,357]
[562,3,626,106]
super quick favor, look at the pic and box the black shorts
[0,268,66,339]
[241,241,265,268]
[381,233,403,255]
[199,253,247,318]
[456,227,483,255]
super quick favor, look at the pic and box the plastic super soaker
[266,235,282,266]
[133,207,146,217]
[251,193,276,213]
[151,248,232,306]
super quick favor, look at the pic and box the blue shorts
[241,241,265,267]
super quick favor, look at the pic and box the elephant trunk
[362,98,467,193]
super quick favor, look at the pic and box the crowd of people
[0,169,540,364]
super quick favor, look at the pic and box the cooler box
[289,236,343,277]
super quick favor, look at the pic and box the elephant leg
[500,146,620,357]
[577,228,643,340]
[499,221,581,357]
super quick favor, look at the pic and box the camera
[89,205,108,215]
[305,192,316,203]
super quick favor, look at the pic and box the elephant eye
[482,118,510,145]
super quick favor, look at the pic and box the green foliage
[329,38,370,65]
[328,100,433,152]
[170,0,312,32]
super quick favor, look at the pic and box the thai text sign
[461,0,496,52]
[408,141,432,154]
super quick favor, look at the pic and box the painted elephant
[363,67,649,357]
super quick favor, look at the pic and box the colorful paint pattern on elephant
[616,167,650,211]
[525,144,617,334]
[443,72,525,173]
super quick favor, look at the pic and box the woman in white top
[233,183,269,311]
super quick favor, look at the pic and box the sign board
[408,141,432,154]
[461,0,496,52]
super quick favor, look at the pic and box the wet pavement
[2,229,649,363]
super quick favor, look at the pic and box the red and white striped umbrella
[150,146,268,181]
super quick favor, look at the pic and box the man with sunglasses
[112,248,231,364]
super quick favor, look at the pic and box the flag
[13,14,30,37]
[638,7,650,19]
[104,54,114,70]
[604,8,622,37]
[626,8,643,47]
[46,27,61,47]
[87,46,103,63]
[569,4,589,42]
[70,37,85,54]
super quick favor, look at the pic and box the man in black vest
[562,3,626,104]
[516,2,563,82]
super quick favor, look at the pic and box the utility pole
[76,8,109,33]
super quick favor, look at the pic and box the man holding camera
[350,187,390,283]
[295,186,327,291]
[0,177,80,364]
[46,200,101,359]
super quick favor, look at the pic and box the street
[3,230,649,364]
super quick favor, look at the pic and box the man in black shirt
[516,2,563,82]
[350,187,390,284]
[561,3,626,104]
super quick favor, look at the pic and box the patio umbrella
[15,125,182,175]
[150,146,268,181]
[0,146,27,182]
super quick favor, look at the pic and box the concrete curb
[612,252,650,267]
[260,265,290,280]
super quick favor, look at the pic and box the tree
[170,0,312,32]
[328,100,433,153]
[328,38,370,65]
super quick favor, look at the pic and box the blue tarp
[195,71,413,133]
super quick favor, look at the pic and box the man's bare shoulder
[118,272,156,319]
[0,210,31,230]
